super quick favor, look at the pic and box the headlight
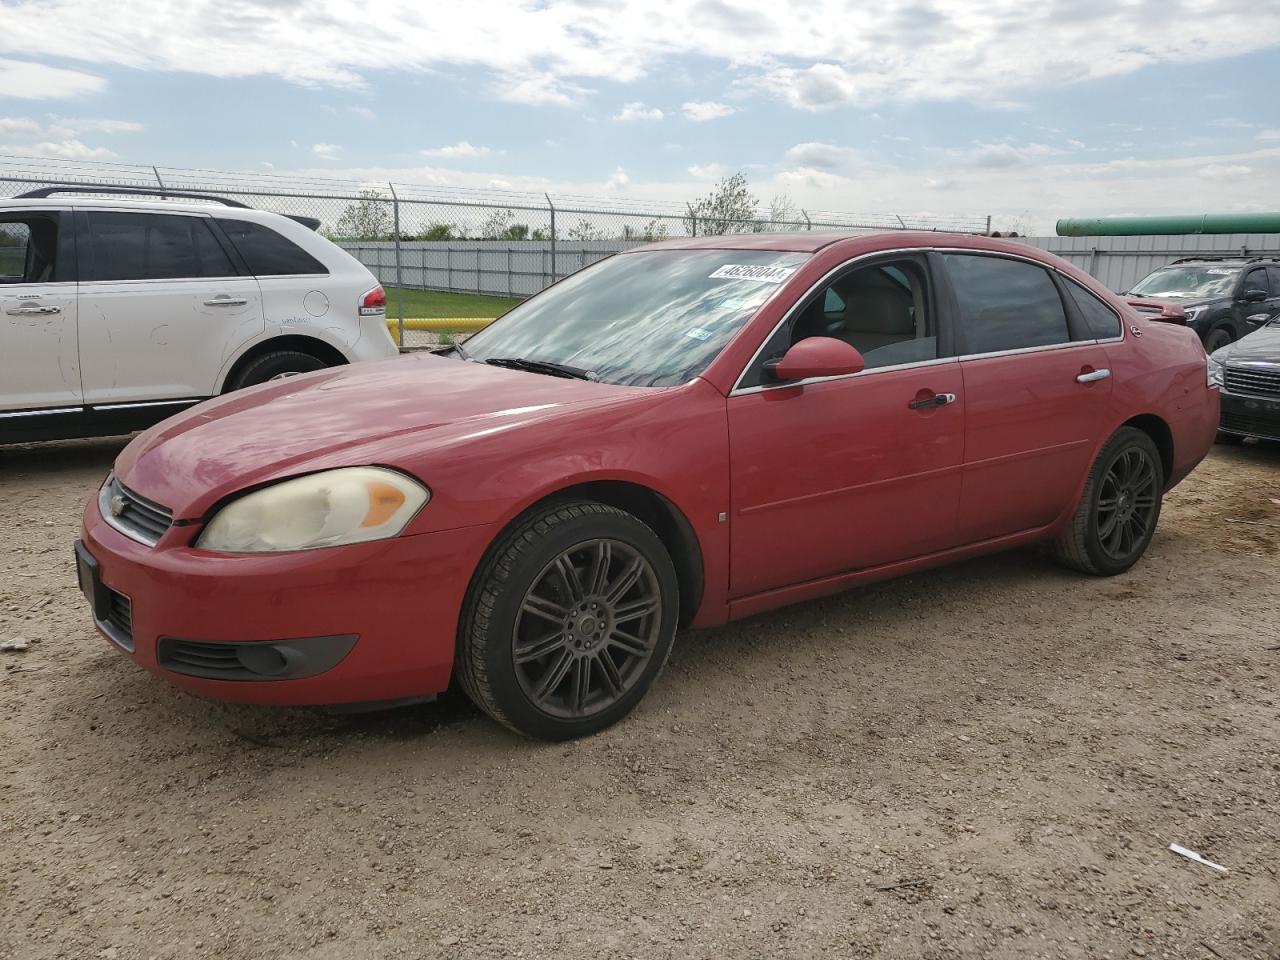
[1183,306,1204,323]
[1206,354,1223,388]
[197,467,429,553]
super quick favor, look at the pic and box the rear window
[218,220,327,276]
[1065,279,1122,339]
[944,254,1071,354]
[83,212,237,282]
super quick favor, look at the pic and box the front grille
[101,474,173,546]
[101,586,134,652]
[1224,365,1280,399]
[1220,410,1280,441]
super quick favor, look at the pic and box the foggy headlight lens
[197,467,429,553]
[1206,355,1223,388]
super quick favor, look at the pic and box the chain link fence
[0,154,990,347]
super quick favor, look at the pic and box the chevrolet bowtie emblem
[109,494,127,517]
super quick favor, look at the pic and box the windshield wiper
[483,357,596,381]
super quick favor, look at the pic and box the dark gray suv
[1127,257,1280,352]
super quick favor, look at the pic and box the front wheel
[1203,327,1234,354]
[456,501,680,740]
[1051,427,1164,576]
[226,350,328,391]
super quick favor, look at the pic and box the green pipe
[1056,213,1280,237]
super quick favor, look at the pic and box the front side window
[0,214,60,283]
[944,254,1070,354]
[463,249,809,387]
[83,212,236,281]
[789,258,935,369]
[1129,264,1240,300]
[1267,265,1280,294]
[1065,278,1122,339]
[218,219,327,276]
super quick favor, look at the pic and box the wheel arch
[481,480,705,626]
[219,335,349,393]
[1121,413,1174,488]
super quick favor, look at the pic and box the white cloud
[0,117,42,135]
[0,114,140,158]
[1199,163,1252,180]
[1259,130,1280,142]
[347,105,376,121]
[687,163,724,179]
[0,57,104,99]
[421,141,493,159]
[682,100,735,121]
[27,138,113,159]
[964,142,1059,168]
[605,166,630,190]
[2,1,1274,115]
[783,142,863,172]
[312,142,342,160]
[614,101,663,122]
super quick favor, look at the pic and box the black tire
[456,501,679,740]
[1051,427,1164,576]
[226,350,328,391]
[1203,327,1234,353]
[1215,431,1245,445]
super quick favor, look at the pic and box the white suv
[0,187,398,444]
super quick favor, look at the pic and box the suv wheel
[1204,327,1233,353]
[227,350,328,391]
[1051,427,1164,576]
[456,501,680,740]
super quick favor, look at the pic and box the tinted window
[1267,266,1280,293]
[0,215,60,283]
[84,212,236,281]
[789,258,935,370]
[1066,279,1122,339]
[1243,268,1270,296]
[944,254,1070,354]
[218,219,327,276]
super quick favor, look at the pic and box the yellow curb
[387,316,495,332]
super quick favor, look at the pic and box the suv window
[1242,267,1271,297]
[789,258,935,370]
[1267,265,1280,294]
[83,212,236,281]
[944,254,1070,354]
[1065,278,1122,340]
[0,214,60,283]
[218,219,327,276]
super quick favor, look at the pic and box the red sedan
[77,232,1219,739]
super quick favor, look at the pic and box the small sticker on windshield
[709,264,797,284]
[1207,268,1235,275]
[685,327,714,342]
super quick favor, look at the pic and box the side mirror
[1242,288,1269,303]
[764,337,865,382]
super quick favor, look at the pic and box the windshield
[460,249,810,387]
[1129,265,1240,299]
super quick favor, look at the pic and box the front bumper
[80,494,497,706]
[1219,390,1280,441]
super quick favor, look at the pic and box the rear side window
[944,254,1070,354]
[218,220,327,276]
[1243,268,1271,296]
[0,214,61,283]
[1065,279,1122,339]
[83,212,236,281]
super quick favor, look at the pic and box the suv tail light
[359,286,386,316]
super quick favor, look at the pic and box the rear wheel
[456,501,679,740]
[1203,327,1234,353]
[1052,427,1164,576]
[226,350,328,391]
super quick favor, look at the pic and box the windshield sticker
[1207,268,1236,275]
[709,264,797,284]
[685,327,714,342]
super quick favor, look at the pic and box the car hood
[1215,324,1280,365]
[115,353,647,519]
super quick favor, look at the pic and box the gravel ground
[1,438,1277,960]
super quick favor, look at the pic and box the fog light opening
[236,644,290,677]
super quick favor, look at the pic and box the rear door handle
[1076,368,1111,384]
[6,305,61,315]
[203,296,248,306]
[908,392,957,410]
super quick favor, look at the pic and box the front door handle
[203,296,248,306]
[908,392,958,410]
[6,305,61,315]
[1076,368,1111,384]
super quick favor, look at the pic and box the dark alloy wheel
[513,539,662,719]
[456,501,679,740]
[1051,426,1164,576]
[1203,327,1233,353]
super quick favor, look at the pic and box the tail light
[359,286,386,316]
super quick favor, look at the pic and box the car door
[1237,266,1277,335]
[75,209,264,406]
[0,209,81,413]
[727,253,966,598]
[941,252,1115,543]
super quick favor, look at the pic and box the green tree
[333,188,393,241]
[683,172,759,236]
[417,223,456,241]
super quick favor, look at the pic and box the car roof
[0,194,276,219]
[625,230,1002,254]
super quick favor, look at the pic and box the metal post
[387,182,404,347]
[447,246,452,293]
[802,210,812,231]
[507,247,513,296]
[476,248,481,295]
[985,214,992,235]
[545,193,557,283]
[152,166,168,200]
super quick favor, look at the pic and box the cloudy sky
[1,0,1277,231]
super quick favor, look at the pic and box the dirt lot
[1,438,1277,960]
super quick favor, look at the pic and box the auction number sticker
[709,264,797,284]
